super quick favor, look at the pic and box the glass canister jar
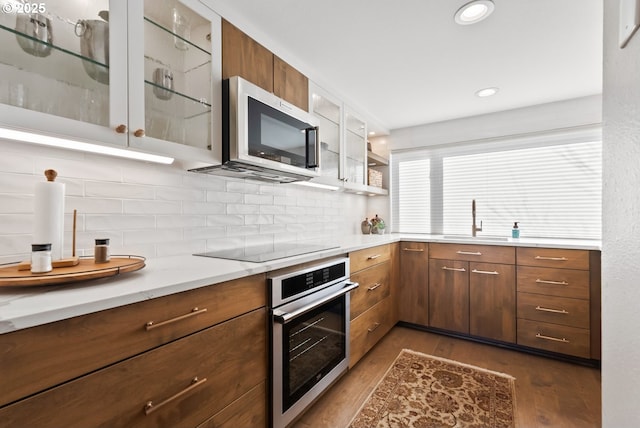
[94,238,110,263]
[31,243,52,273]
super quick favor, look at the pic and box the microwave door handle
[305,126,320,169]
[273,281,359,324]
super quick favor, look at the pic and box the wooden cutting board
[0,256,145,287]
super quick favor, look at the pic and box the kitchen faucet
[472,199,483,237]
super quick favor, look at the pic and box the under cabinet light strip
[0,127,175,165]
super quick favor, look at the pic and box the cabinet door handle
[367,254,381,260]
[367,283,383,291]
[442,266,466,272]
[144,377,207,415]
[535,306,569,314]
[471,269,499,275]
[403,247,424,252]
[456,250,482,256]
[134,129,145,137]
[534,256,568,261]
[115,124,127,134]
[535,333,570,343]
[367,322,381,333]
[145,307,208,331]
[536,279,569,286]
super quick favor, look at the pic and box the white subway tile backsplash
[0,195,32,214]
[184,226,226,241]
[244,194,273,205]
[244,214,274,225]
[207,190,243,203]
[0,214,33,234]
[85,181,156,200]
[67,196,123,214]
[183,201,225,215]
[157,215,206,228]
[207,214,244,226]
[226,203,259,215]
[157,186,205,202]
[0,143,376,260]
[124,200,182,215]
[85,215,156,231]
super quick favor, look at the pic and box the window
[391,128,602,239]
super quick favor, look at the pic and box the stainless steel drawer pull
[403,247,425,252]
[442,266,466,272]
[368,283,383,291]
[367,254,381,260]
[456,251,482,256]
[145,307,208,331]
[535,306,569,314]
[471,269,499,275]
[536,279,569,286]
[144,377,207,415]
[535,256,568,261]
[535,333,570,343]
[368,322,381,333]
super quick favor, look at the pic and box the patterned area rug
[348,349,516,428]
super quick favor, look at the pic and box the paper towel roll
[33,170,65,261]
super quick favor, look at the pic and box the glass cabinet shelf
[0,19,109,127]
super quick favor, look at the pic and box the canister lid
[95,238,110,245]
[32,243,52,251]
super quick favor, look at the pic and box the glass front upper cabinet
[0,0,115,130]
[344,109,367,186]
[0,0,220,164]
[310,84,342,182]
[135,0,213,152]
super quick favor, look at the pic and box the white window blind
[391,128,602,239]
[397,158,431,233]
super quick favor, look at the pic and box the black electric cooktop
[194,242,339,263]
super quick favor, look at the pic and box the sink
[442,235,510,242]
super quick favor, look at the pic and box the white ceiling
[203,0,603,134]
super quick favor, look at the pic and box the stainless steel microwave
[190,76,320,183]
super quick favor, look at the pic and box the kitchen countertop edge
[0,233,600,334]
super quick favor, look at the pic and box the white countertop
[0,233,600,334]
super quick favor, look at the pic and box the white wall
[371,95,602,151]
[0,138,371,263]
[602,1,640,425]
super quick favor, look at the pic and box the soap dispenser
[512,222,520,239]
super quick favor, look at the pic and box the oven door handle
[273,281,359,324]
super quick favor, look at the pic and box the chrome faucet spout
[472,199,483,237]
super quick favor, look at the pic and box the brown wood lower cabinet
[429,258,469,334]
[469,262,516,343]
[0,308,267,428]
[350,297,393,367]
[197,381,266,428]
[398,242,429,326]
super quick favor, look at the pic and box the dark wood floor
[292,326,601,428]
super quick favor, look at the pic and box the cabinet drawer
[517,292,589,329]
[350,244,391,273]
[517,318,590,359]
[197,381,266,428]
[517,266,589,299]
[429,243,515,264]
[0,308,267,428]
[350,261,391,320]
[517,247,590,270]
[350,297,393,368]
[0,274,266,408]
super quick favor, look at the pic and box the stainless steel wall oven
[269,257,358,428]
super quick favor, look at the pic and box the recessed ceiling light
[475,87,499,97]
[455,0,495,25]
